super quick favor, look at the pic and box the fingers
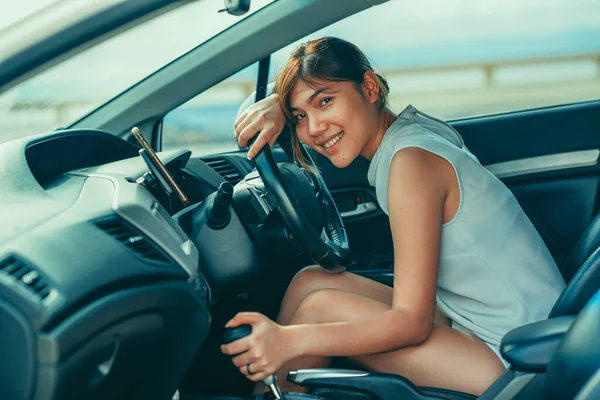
[237,118,261,147]
[228,341,274,382]
[238,360,274,382]
[226,311,262,328]
[234,111,248,132]
[234,106,264,141]
[221,312,264,355]
[247,125,278,159]
[268,134,279,149]
[221,335,252,356]
[233,95,285,156]
[232,347,261,368]
[221,312,278,382]
[247,370,271,382]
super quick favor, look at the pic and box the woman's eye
[294,114,306,121]
[320,97,332,107]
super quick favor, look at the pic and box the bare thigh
[278,265,450,326]
[291,288,506,396]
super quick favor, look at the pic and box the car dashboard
[0,129,252,400]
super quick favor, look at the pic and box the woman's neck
[361,108,397,161]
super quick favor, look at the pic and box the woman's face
[288,76,380,168]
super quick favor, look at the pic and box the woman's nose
[308,116,327,137]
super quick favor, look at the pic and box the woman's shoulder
[368,138,458,216]
[388,146,454,193]
[368,120,461,186]
[377,106,464,154]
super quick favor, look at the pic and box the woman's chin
[330,152,355,168]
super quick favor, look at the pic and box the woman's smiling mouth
[322,131,344,151]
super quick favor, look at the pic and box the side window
[271,0,600,120]
[162,63,258,154]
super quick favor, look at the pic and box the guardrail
[213,52,600,97]
[2,52,599,142]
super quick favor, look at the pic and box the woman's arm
[234,93,286,159]
[223,148,450,371]
[290,147,447,356]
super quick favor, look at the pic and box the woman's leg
[277,265,450,326]
[276,289,505,396]
[253,265,450,395]
[254,265,391,395]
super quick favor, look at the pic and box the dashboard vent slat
[94,218,173,265]
[203,157,243,185]
[0,256,55,302]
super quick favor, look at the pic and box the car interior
[1,0,600,400]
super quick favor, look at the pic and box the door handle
[340,201,378,218]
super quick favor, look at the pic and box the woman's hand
[220,312,298,382]
[234,93,286,159]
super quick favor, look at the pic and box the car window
[162,63,258,154]
[269,0,600,120]
[0,0,275,145]
[0,0,60,31]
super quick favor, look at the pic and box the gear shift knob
[223,325,285,399]
[206,181,234,229]
[223,324,252,344]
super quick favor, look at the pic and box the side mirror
[221,0,250,16]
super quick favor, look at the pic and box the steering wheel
[252,140,351,272]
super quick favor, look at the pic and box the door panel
[509,176,599,261]
[333,187,378,220]
[312,100,600,282]
[456,100,600,263]
[454,101,600,165]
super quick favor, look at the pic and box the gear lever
[223,325,285,399]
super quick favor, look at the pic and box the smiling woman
[275,37,393,168]
[0,1,600,399]
[228,36,567,396]
[0,0,275,144]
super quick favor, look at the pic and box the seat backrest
[550,246,600,318]
[559,213,600,283]
[549,213,600,318]
[575,367,600,400]
[543,289,600,400]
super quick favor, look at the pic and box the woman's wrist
[281,324,312,359]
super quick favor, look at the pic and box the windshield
[0,0,275,144]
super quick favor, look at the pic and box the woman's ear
[362,71,380,104]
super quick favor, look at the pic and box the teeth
[323,132,344,149]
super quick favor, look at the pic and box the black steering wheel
[251,140,350,272]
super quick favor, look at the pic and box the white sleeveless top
[367,105,566,346]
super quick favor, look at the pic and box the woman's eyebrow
[290,87,336,111]
[308,87,332,102]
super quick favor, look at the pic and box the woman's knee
[278,266,334,325]
[285,265,337,302]
[290,289,337,325]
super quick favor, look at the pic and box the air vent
[95,218,173,265]
[204,157,243,185]
[0,256,53,301]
